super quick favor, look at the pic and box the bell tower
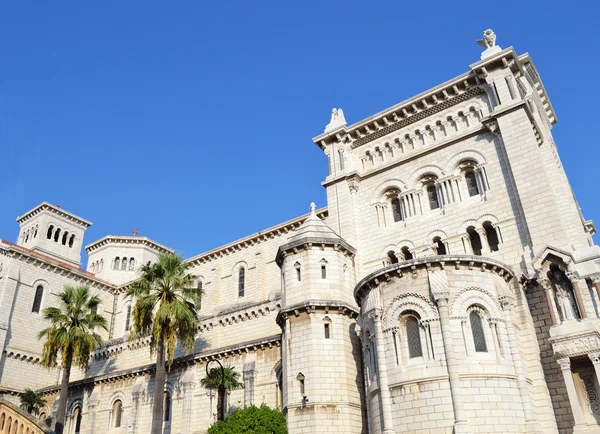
[276,203,366,433]
[16,202,92,267]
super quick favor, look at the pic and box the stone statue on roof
[476,29,497,49]
[477,29,502,60]
[325,108,347,133]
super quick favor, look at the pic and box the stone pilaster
[557,358,586,430]
[370,309,395,434]
[180,378,196,434]
[243,361,256,407]
[86,393,100,434]
[500,295,542,433]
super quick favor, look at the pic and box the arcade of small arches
[357,102,486,172]
[19,225,38,245]
[45,225,76,248]
[384,219,502,265]
[374,159,490,228]
[110,257,136,272]
[362,298,501,383]
[0,406,45,434]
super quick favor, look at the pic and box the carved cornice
[38,335,282,394]
[550,331,600,360]
[0,240,116,293]
[354,255,514,306]
[85,235,174,255]
[16,201,92,228]
[187,208,328,266]
[349,87,486,149]
[276,300,359,327]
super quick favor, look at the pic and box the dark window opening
[465,171,480,197]
[427,185,440,210]
[406,316,423,358]
[433,237,447,255]
[470,311,488,352]
[391,198,403,222]
[238,267,245,297]
[32,285,44,313]
[483,222,499,252]
[467,226,482,256]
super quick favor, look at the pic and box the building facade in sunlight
[1,30,599,434]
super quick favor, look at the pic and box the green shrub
[207,404,287,434]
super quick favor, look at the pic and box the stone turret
[275,203,366,433]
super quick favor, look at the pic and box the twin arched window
[391,198,403,222]
[467,222,500,255]
[469,311,487,352]
[163,392,171,422]
[32,285,44,313]
[406,316,423,358]
[238,267,245,297]
[114,257,135,271]
[426,184,440,210]
[112,400,123,428]
[73,406,82,434]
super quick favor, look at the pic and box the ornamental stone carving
[557,358,571,370]
[552,334,600,359]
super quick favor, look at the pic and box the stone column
[592,276,600,304]
[127,384,143,434]
[540,279,559,325]
[243,362,256,407]
[180,378,196,434]
[557,358,586,430]
[371,310,395,434]
[589,352,600,388]
[500,296,542,433]
[436,295,472,433]
[86,393,100,434]
[568,273,588,319]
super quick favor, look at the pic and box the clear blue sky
[1,2,598,264]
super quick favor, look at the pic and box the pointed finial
[310,202,317,214]
[132,228,139,237]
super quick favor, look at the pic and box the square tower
[16,202,92,267]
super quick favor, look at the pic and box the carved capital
[589,352,600,365]
[498,295,516,310]
[557,358,571,371]
[347,174,361,194]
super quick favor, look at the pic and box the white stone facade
[1,31,599,434]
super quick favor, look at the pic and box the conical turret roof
[276,203,355,266]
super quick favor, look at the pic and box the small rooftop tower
[85,235,174,286]
[16,202,92,267]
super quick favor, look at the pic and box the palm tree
[126,252,202,434]
[38,286,107,434]
[201,365,244,419]
[19,388,46,416]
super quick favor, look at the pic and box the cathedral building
[1,30,599,434]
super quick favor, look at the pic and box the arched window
[61,232,68,245]
[32,285,44,313]
[483,221,499,252]
[129,258,135,271]
[238,267,245,297]
[197,280,203,311]
[401,246,413,261]
[112,400,123,428]
[73,406,82,434]
[34,225,38,238]
[387,251,399,264]
[99,259,104,272]
[295,262,301,282]
[125,305,132,332]
[53,228,61,242]
[469,311,487,352]
[320,259,327,279]
[323,317,332,339]
[90,262,96,273]
[427,185,440,210]
[46,225,54,239]
[25,231,29,243]
[433,236,447,255]
[121,258,127,271]
[465,171,480,197]
[163,392,171,422]
[114,257,120,270]
[69,234,75,248]
[391,198,403,222]
[467,226,482,256]
[406,316,423,358]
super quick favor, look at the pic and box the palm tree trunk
[54,349,73,434]
[151,333,166,434]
